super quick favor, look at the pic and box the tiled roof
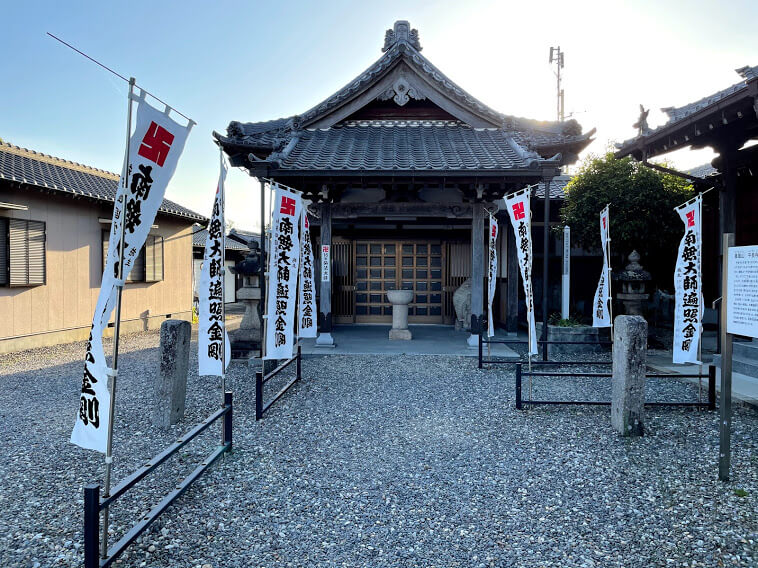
[0,142,206,222]
[616,65,758,152]
[192,227,250,250]
[271,120,542,172]
[687,164,718,178]
[229,228,262,246]
[534,175,571,199]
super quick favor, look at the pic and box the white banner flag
[72,92,192,452]
[504,187,537,355]
[198,157,231,375]
[487,215,498,337]
[592,205,612,328]
[673,195,703,364]
[298,211,317,338]
[265,184,302,359]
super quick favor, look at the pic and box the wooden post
[541,177,552,361]
[506,221,519,335]
[468,204,484,347]
[719,232,734,482]
[316,202,334,347]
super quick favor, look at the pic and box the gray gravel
[0,332,756,567]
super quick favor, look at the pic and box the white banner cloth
[673,195,703,364]
[72,93,192,452]
[298,212,317,338]
[487,215,498,337]
[264,184,302,359]
[504,187,537,355]
[592,205,612,328]
[198,157,231,375]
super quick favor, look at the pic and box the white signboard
[504,187,537,355]
[727,245,758,338]
[264,184,302,360]
[321,245,330,283]
[71,93,191,453]
[673,195,703,364]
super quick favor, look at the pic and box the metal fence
[478,333,613,369]
[256,345,302,420]
[84,392,233,568]
[515,362,716,410]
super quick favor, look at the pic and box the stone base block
[389,328,412,340]
[467,333,479,349]
[315,332,336,347]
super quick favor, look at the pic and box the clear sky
[2,0,757,231]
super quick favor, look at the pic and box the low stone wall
[535,323,607,357]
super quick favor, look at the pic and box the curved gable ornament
[377,78,426,106]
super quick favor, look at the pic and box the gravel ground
[0,331,756,567]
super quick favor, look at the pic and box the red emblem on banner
[138,121,175,167]
[280,196,296,216]
[322,245,329,253]
[602,216,606,229]
[304,215,309,229]
[491,224,497,237]
[512,202,525,220]
[686,210,695,227]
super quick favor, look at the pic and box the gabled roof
[616,65,758,160]
[534,175,572,199]
[0,142,206,222]
[215,20,594,175]
[192,226,250,251]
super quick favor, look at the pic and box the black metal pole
[83,484,100,568]
[223,392,233,451]
[255,371,263,421]
[478,332,483,369]
[260,177,267,361]
[708,365,716,411]
[542,178,552,361]
[515,363,522,410]
[296,344,302,381]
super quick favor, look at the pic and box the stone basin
[387,289,413,305]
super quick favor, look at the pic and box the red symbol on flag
[686,210,695,227]
[280,196,296,216]
[138,121,175,167]
[512,202,525,220]
[322,246,329,253]
[602,216,606,229]
[491,225,497,237]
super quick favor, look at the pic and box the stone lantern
[229,243,263,356]
[615,250,652,317]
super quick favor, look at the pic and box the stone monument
[229,244,263,357]
[452,278,472,331]
[153,319,191,429]
[616,250,652,316]
[387,289,413,340]
[611,315,647,437]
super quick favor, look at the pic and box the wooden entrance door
[354,240,444,323]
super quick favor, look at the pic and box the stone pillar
[387,289,413,340]
[468,204,484,348]
[506,221,519,335]
[316,203,335,347]
[611,315,647,436]
[153,319,191,429]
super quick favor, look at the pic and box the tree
[560,152,693,288]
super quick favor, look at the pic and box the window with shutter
[0,218,8,286]
[7,218,46,287]
[145,235,164,282]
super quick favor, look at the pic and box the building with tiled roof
[216,20,595,342]
[0,142,204,353]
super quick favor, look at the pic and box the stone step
[713,351,758,378]
[733,340,758,360]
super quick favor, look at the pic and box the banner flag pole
[100,75,135,559]
[220,147,227,403]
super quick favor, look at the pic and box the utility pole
[549,46,565,122]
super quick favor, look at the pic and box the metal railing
[84,392,233,568]
[515,363,716,410]
[256,345,302,420]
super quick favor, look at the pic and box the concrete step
[733,340,758,360]
[714,351,758,378]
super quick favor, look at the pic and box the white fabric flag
[264,184,302,359]
[592,205,612,328]
[487,215,498,337]
[673,195,703,364]
[298,211,317,338]
[72,92,192,452]
[198,157,231,375]
[504,187,537,355]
